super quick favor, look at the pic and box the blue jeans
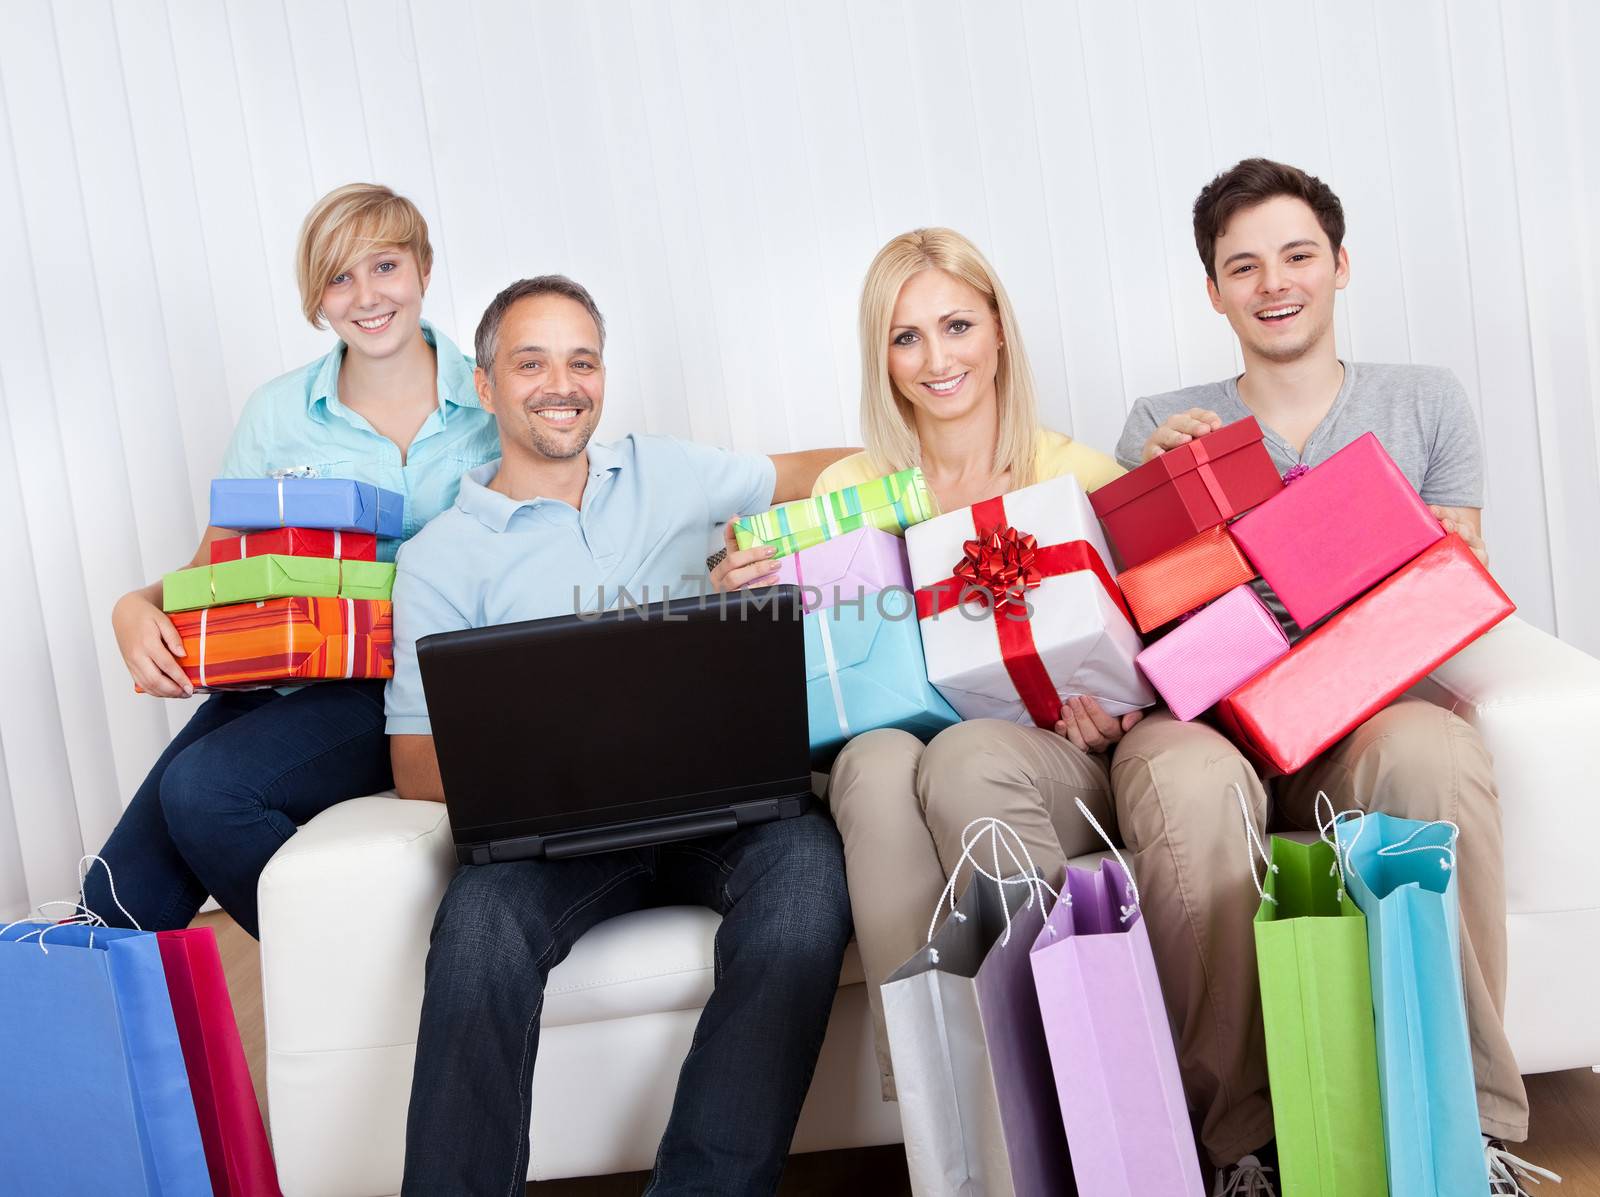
[401,805,853,1197]
[83,682,392,938]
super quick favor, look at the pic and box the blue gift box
[210,477,404,537]
[805,586,960,767]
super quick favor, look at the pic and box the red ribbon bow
[954,524,1044,614]
[915,495,1133,729]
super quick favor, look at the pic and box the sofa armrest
[1410,616,1600,915]
[258,794,455,1054]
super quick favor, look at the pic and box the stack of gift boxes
[734,466,1156,765]
[157,478,405,690]
[735,415,1513,774]
[1090,416,1516,772]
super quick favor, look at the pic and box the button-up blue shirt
[219,320,500,557]
[384,437,777,735]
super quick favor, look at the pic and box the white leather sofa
[257,616,1600,1196]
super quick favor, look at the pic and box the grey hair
[474,274,607,370]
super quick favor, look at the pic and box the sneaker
[1213,1152,1277,1197]
[1485,1136,1562,1193]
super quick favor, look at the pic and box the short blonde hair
[858,228,1043,489]
[295,183,433,328]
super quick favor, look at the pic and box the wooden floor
[207,911,1600,1195]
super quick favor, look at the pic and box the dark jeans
[83,681,392,938]
[401,806,853,1197]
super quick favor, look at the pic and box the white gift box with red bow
[906,475,1156,725]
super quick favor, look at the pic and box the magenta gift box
[1228,433,1444,629]
[1135,585,1289,721]
[774,525,910,613]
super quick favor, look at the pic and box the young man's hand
[710,520,781,592]
[1054,696,1144,753]
[1430,504,1489,569]
[1141,407,1223,462]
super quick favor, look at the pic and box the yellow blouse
[811,428,1125,502]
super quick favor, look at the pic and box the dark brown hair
[474,275,606,370]
[1193,158,1345,282]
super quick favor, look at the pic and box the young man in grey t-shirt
[1096,160,1545,1196]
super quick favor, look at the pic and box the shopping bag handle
[925,817,1062,958]
[0,855,142,954]
[1312,790,1355,901]
[1235,783,1278,906]
[1336,810,1459,893]
[1072,797,1140,923]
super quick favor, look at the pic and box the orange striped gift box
[1116,524,1256,633]
[159,597,393,690]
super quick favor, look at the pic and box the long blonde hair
[858,228,1041,488]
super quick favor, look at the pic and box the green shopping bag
[1248,806,1388,1197]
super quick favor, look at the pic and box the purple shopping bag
[1029,845,1205,1196]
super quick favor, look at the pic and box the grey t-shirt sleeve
[1419,371,1485,507]
[1116,398,1162,470]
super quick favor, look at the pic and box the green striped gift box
[733,467,935,559]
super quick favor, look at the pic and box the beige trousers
[1111,699,1528,1166]
[827,718,1114,1099]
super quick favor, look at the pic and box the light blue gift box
[210,477,404,537]
[805,585,960,767]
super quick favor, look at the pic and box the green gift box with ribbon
[733,467,936,559]
[162,555,395,612]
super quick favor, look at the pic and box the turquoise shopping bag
[1334,810,1489,1196]
[0,921,212,1195]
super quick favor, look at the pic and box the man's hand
[1054,696,1144,753]
[1141,407,1223,463]
[114,590,194,698]
[1430,504,1489,568]
[710,519,781,592]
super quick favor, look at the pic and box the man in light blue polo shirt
[387,275,854,1195]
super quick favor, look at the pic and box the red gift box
[1115,524,1256,633]
[1216,535,1513,774]
[1228,433,1443,629]
[1090,416,1283,568]
[208,527,377,564]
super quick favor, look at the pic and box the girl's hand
[113,591,193,698]
[710,519,781,592]
[1054,696,1144,753]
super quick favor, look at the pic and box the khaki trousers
[827,719,1114,1099]
[1111,699,1528,1166]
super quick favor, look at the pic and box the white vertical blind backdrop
[1,0,1596,918]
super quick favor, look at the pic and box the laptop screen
[418,587,812,845]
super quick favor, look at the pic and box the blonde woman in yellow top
[821,228,1138,1100]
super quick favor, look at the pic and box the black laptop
[417,586,813,865]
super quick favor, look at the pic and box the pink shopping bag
[158,927,283,1197]
[1028,806,1205,1196]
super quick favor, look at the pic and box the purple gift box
[776,526,910,613]
[1135,584,1290,721]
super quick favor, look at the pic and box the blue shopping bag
[0,922,212,1196]
[1334,810,1489,1197]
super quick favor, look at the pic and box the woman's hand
[113,590,194,698]
[1054,696,1144,753]
[1140,407,1223,462]
[710,519,781,592]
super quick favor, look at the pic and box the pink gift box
[1135,585,1289,721]
[1228,433,1444,629]
[774,525,910,613]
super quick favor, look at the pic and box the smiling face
[885,268,1003,425]
[1207,194,1349,365]
[319,246,429,359]
[476,293,604,462]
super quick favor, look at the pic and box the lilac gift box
[1135,585,1289,722]
[775,526,910,613]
